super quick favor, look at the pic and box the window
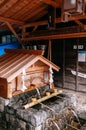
[6,35,11,43]
[11,35,17,42]
[2,36,6,44]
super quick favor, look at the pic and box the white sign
[73,45,84,49]
[78,53,86,62]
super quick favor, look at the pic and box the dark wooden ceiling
[0,0,86,43]
[0,0,57,28]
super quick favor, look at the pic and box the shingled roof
[0,49,60,82]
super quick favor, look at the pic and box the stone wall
[0,87,86,130]
[63,89,86,129]
[0,91,72,130]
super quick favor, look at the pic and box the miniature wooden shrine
[0,49,60,98]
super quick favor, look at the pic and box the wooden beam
[83,25,86,30]
[0,16,24,25]
[23,14,86,28]
[75,20,84,29]
[21,31,86,41]
[48,40,52,61]
[29,10,48,23]
[0,0,9,8]
[23,4,47,22]
[24,20,48,28]
[6,22,21,43]
[41,0,61,8]
[22,26,26,38]
[32,26,38,32]
[5,49,44,55]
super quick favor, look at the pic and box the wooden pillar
[63,39,65,88]
[7,82,12,98]
[48,40,52,61]
[22,26,26,38]
[75,38,79,91]
[48,6,56,29]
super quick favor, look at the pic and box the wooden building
[0,49,60,98]
[0,0,86,92]
[0,1,86,130]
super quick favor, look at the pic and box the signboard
[78,51,86,62]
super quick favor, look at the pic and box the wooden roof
[0,0,61,24]
[0,0,86,42]
[0,49,60,82]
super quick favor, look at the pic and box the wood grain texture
[0,49,60,98]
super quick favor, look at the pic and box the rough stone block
[6,113,10,122]
[27,123,43,130]
[17,109,26,119]
[0,104,4,112]
[28,110,48,127]
[17,119,26,130]
[0,112,3,124]
[5,106,16,115]
[9,115,16,126]
[78,112,86,121]
[0,97,10,106]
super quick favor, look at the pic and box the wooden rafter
[12,1,41,21]
[6,22,21,43]
[21,31,86,41]
[23,14,86,28]
[1,0,25,17]
[40,0,62,8]
[75,20,84,29]
[24,20,48,28]
[0,0,86,38]
[28,10,48,23]
[0,16,24,25]
[0,0,19,15]
[22,4,47,22]
[22,26,26,38]
[83,25,86,30]
[32,26,38,32]
[0,0,9,8]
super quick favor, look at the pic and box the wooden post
[48,40,52,61]
[7,82,12,98]
[75,38,79,91]
[48,6,56,29]
[15,77,18,91]
[63,39,65,88]
[22,26,26,38]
